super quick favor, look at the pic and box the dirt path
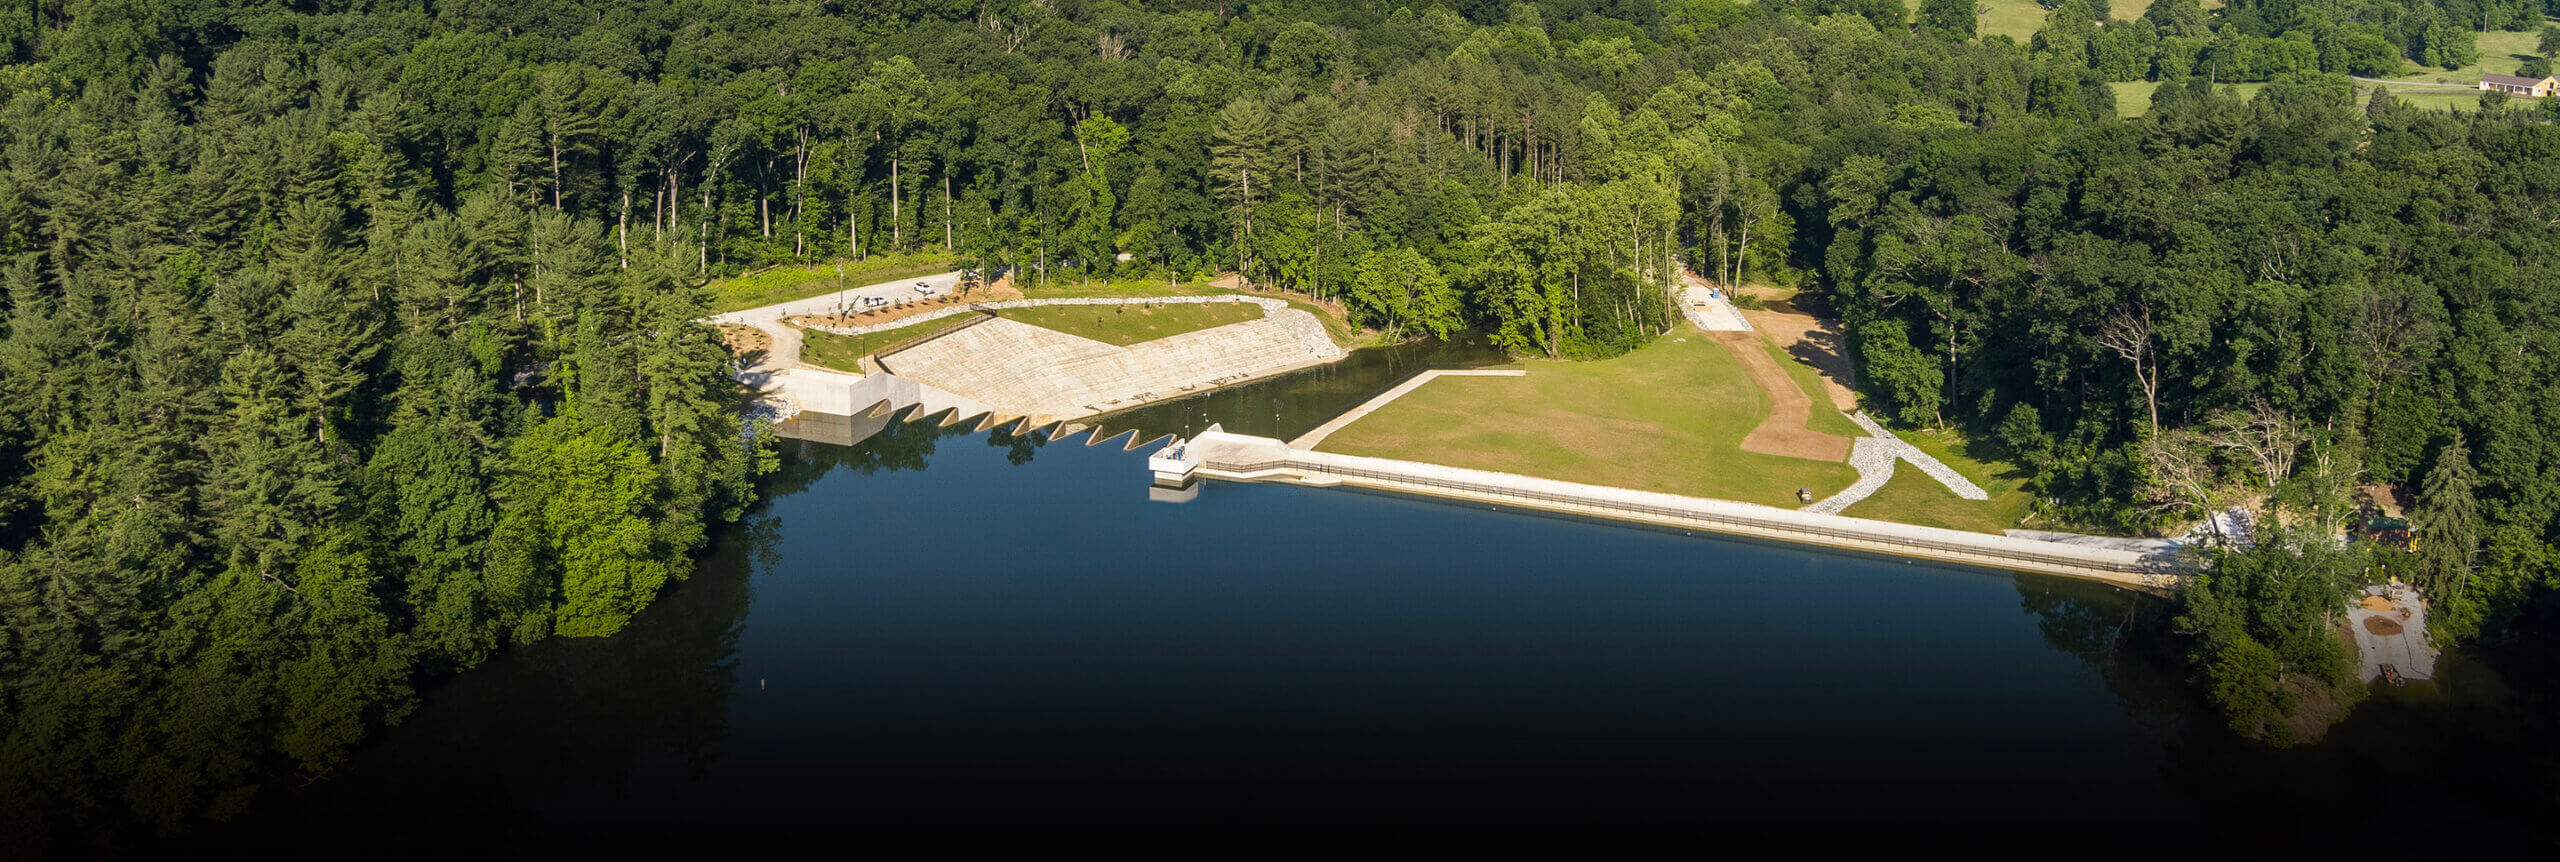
[1736,287,1859,412]
[1711,331,1852,462]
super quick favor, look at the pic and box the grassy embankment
[1000,301,1264,346]
[705,252,957,314]
[797,276,1328,370]
[1314,333,1860,509]
[1015,276,1366,347]
[798,316,962,372]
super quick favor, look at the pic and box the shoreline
[1154,428,2190,592]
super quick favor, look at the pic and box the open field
[2395,27,2547,86]
[2389,90,2493,111]
[2112,80,2159,117]
[707,252,957,313]
[798,316,964,372]
[1313,332,1860,509]
[1900,0,2046,41]
[1841,427,2038,533]
[1980,0,2047,41]
[1000,301,1265,346]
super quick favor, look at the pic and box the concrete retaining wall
[1167,429,2189,591]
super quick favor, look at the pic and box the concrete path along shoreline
[1156,428,2187,590]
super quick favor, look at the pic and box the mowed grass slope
[1315,335,1860,509]
[799,315,963,372]
[1001,301,1263,346]
[1021,276,1362,346]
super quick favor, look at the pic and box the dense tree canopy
[2,0,2559,842]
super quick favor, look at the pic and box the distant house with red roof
[2479,73,2558,98]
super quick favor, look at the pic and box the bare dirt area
[2364,616,2405,636]
[1711,331,1852,462]
[715,323,769,356]
[1736,286,1859,412]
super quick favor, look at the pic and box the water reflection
[209,508,776,847]
[198,411,2559,849]
[1080,332,1506,441]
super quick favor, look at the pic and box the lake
[211,350,2560,849]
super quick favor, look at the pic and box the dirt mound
[2363,616,2405,636]
[2359,596,2396,611]
[1711,331,1852,463]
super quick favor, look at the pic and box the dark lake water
[211,352,2560,848]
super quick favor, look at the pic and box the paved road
[708,269,966,372]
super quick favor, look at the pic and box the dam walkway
[1153,428,2189,591]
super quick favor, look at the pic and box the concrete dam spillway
[755,295,1344,428]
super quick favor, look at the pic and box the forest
[4,0,2560,846]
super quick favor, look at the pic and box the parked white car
[913,281,939,296]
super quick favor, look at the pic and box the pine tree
[2415,433,2479,600]
[1211,98,1275,280]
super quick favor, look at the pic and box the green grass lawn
[798,315,968,372]
[1001,301,1265,346]
[2111,81,2160,117]
[707,252,957,314]
[1839,427,2039,534]
[1315,334,1860,509]
[1019,276,1363,347]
